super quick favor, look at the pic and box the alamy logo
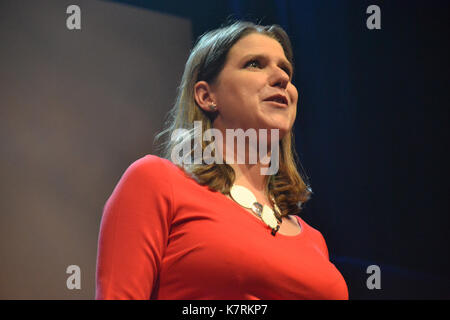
[66,5,81,30]
[170,121,280,175]
[366,264,381,289]
[366,5,381,30]
[66,265,81,290]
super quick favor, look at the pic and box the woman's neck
[210,124,275,202]
[228,161,271,206]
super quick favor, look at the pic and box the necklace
[229,185,282,236]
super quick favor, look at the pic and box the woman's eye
[246,60,261,68]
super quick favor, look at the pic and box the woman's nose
[269,66,290,89]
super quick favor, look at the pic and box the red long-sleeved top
[95,155,348,299]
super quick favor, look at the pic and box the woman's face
[210,33,298,139]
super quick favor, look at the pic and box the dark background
[113,0,450,299]
[1,0,448,299]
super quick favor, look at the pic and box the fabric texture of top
[96,155,348,300]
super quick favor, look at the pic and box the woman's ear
[194,81,217,112]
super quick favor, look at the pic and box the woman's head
[161,21,296,139]
[194,32,298,138]
[155,20,311,216]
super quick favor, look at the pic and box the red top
[95,155,348,300]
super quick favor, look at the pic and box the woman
[95,21,348,300]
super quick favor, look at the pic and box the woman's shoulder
[107,155,187,206]
[295,215,329,259]
[295,216,324,239]
[121,154,189,184]
[125,154,180,174]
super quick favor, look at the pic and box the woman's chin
[265,122,291,138]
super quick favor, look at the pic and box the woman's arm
[95,156,174,299]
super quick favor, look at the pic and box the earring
[208,103,217,111]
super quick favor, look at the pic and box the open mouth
[264,94,288,106]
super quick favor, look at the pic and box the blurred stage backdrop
[0,0,448,299]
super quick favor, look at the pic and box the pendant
[230,185,256,208]
[251,202,263,217]
[261,205,278,229]
[230,185,281,235]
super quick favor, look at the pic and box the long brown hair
[154,20,311,217]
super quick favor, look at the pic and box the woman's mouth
[263,94,288,107]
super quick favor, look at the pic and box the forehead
[228,33,287,61]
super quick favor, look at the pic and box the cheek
[218,73,257,105]
[288,84,299,105]
[288,85,298,122]
[227,80,263,115]
[235,73,265,97]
